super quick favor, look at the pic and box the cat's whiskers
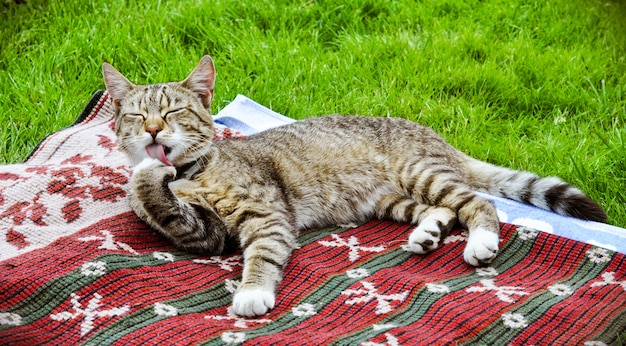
[116,137,134,153]
[178,135,211,158]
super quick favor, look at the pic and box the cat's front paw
[464,227,499,266]
[134,157,175,175]
[132,157,176,181]
[232,288,276,317]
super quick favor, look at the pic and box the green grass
[1,0,625,227]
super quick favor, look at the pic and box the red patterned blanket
[1,91,624,345]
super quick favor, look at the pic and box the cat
[102,56,607,317]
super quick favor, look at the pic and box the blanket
[1,91,624,345]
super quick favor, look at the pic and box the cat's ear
[102,62,135,105]
[181,55,216,109]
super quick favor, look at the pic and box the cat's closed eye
[164,109,184,119]
[125,113,145,120]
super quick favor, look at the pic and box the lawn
[1,0,625,226]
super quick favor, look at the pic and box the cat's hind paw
[463,227,499,266]
[407,207,456,254]
[232,288,275,317]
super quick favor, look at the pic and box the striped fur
[103,56,607,317]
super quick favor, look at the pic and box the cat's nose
[146,125,161,139]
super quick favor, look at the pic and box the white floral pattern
[466,279,529,303]
[342,281,409,314]
[206,309,271,328]
[360,333,400,346]
[80,261,107,276]
[517,226,539,240]
[50,293,130,336]
[0,312,21,326]
[319,234,385,262]
[586,248,612,264]
[79,230,138,255]
[548,284,573,296]
[153,251,175,262]
[222,331,246,344]
[154,303,178,317]
[476,267,499,277]
[590,272,626,291]
[347,268,370,279]
[426,283,450,293]
[502,312,528,329]
[292,303,317,317]
[193,255,242,271]
[372,323,397,330]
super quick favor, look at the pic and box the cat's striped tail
[463,156,607,222]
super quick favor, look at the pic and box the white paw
[464,227,499,266]
[132,157,175,177]
[408,219,443,254]
[407,207,456,254]
[232,288,275,317]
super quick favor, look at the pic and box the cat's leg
[452,190,500,266]
[375,195,457,253]
[415,180,500,266]
[399,167,500,266]
[231,210,298,317]
[131,158,229,254]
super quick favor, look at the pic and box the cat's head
[102,56,216,167]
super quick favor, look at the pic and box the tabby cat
[102,56,607,317]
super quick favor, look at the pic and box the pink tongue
[145,144,173,166]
